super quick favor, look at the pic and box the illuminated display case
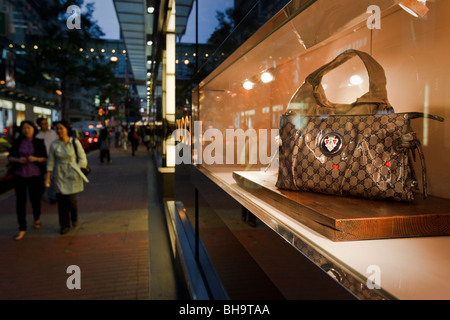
[174,0,450,299]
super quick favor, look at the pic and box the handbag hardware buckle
[319,132,345,157]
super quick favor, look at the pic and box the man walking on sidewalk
[128,126,139,156]
[36,117,58,203]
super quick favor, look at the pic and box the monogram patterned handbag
[276,50,444,201]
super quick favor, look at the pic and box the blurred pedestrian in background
[121,127,128,151]
[36,117,58,204]
[99,127,111,164]
[45,120,89,235]
[36,118,58,154]
[128,125,139,156]
[114,127,121,148]
[8,120,47,240]
[143,125,151,152]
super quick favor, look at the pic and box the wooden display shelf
[232,171,450,242]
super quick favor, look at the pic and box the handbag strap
[404,112,445,122]
[288,49,393,115]
[415,138,427,199]
[307,49,391,109]
[401,132,428,199]
[403,113,444,199]
[72,138,80,163]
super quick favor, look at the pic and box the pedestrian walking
[8,120,47,240]
[99,127,111,164]
[45,120,89,235]
[121,127,128,151]
[36,118,58,153]
[143,125,151,152]
[36,117,58,203]
[128,126,139,156]
[114,127,121,148]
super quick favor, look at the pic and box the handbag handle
[288,49,393,115]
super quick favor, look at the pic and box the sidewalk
[0,144,171,300]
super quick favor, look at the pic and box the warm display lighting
[243,80,254,90]
[399,0,429,18]
[110,56,118,62]
[261,72,274,83]
[350,75,363,85]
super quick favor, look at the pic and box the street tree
[20,0,120,120]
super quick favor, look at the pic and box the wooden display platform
[232,171,450,242]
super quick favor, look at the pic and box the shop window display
[177,0,450,299]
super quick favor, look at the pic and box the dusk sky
[87,0,120,40]
[87,0,234,43]
[180,0,234,43]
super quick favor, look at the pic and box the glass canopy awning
[112,0,194,100]
[112,0,149,99]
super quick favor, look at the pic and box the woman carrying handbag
[45,120,89,235]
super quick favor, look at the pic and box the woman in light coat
[45,120,89,235]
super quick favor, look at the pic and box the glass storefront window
[33,106,52,125]
[192,0,449,203]
[179,0,450,299]
[15,102,25,126]
[0,99,13,133]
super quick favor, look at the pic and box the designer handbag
[276,49,443,201]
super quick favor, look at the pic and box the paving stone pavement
[0,145,152,300]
